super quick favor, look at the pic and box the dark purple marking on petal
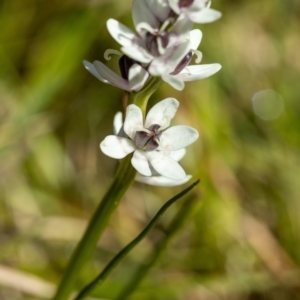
[119,55,141,79]
[170,51,193,75]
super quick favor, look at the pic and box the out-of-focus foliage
[0,0,300,299]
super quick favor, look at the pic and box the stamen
[191,49,203,63]
[157,37,166,55]
[134,124,162,151]
[104,49,123,60]
[136,22,156,34]
[160,17,175,32]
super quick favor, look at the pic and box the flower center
[145,31,170,56]
[179,0,194,8]
[134,124,162,151]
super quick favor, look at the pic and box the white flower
[160,29,221,90]
[106,0,193,77]
[83,51,149,92]
[100,98,199,181]
[113,111,192,186]
[168,0,222,24]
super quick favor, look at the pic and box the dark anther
[170,51,193,75]
[179,0,194,8]
[145,32,169,56]
[118,55,140,80]
[134,124,162,151]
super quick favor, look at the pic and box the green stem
[116,191,201,300]
[52,156,136,300]
[74,180,200,300]
[129,77,163,115]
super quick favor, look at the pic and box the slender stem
[74,180,200,300]
[116,191,201,300]
[52,156,136,300]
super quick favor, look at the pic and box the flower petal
[168,0,180,14]
[121,46,153,64]
[93,60,130,91]
[174,63,221,82]
[128,64,149,91]
[161,125,199,151]
[146,151,186,180]
[124,104,143,140]
[107,19,137,47]
[83,60,107,82]
[169,148,186,161]
[135,174,192,186]
[100,136,135,159]
[145,98,179,129]
[132,0,159,30]
[189,29,202,50]
[131,150,152,176]
[162,74,185,91]
[113,112,123,135]
[172,15,193,37]
[188,8,222,23]
[147,0,171,23]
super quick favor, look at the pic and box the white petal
[145,98,179,129]
[121,46,153,64]
[124,104,143,140]
[132,0,158,31]
[113,112,123,135]
[128,64,149,91]
[107,19,137,47]
[188,8,222,23]
[172,15,193,37]
[146,151,186,180]
[135,174,192,186]
[189,29,202,50]
[168,0,180,14]
[93,61,130,91]
[131,150,151,176]
[148,41,190,76]
[161,125,199,151]
[174,63,222,82]
[100,136,135,159]
[169,148,186,161]
[147,0,171,23]
[83,60,107,82]
[162,74,185,91]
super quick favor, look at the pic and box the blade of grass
[116,190,201,300]
[74,179,200,300]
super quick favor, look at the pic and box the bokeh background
[1,0,300,299]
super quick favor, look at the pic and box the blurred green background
[1,0,300,299]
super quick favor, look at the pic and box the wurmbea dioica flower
[168,0,222,24]
[161,29,221,90]
[100,98,199,181]
[83,50,149,92]
[113,110,192,186]
[105,0,221,90]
